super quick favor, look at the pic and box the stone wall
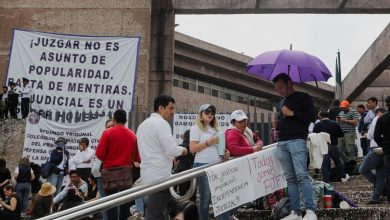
[0,119,26,175]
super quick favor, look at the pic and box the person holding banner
[225,110,263,156]
[137,95,187,220]
[190,104,230,220]
[273,73,317,220]
[20,78,32,119]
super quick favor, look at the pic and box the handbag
[270,197,291,220]
[101,165,133,192]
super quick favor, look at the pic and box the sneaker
[341,174,350,182]
[302,210,317,220]
[281,211,302,220]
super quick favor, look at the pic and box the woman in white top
[190,104,230,220]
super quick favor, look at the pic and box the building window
[198,85,204,94]
[225,93,231,100]
[212,89,218,97]
[237,96,243,103]
[173,79,179,87]
[189,83,196,91]
[182,81,189,90]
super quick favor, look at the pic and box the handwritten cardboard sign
[205,157,253,216]
[206,146,287,217]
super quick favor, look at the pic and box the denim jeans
[322,144,346,183]
[96,176,108,220]
[47,172,64,197]
[359,149,385,201]
[193,163,230,220]
[134,196,148,214]
[16,182,30,213]
[276,139,316,212]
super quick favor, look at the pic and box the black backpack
[270,197,291,220]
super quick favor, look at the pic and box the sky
[175,14,390,86]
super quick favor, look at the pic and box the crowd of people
[0,78,32,119]
[1,72,390,220]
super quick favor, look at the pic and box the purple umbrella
[247,49,332,85]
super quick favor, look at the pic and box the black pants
[145,189,175,220]
[322,144,346,182]
[21,98,30,119]
[106,189,131,220]
[360,137,369,156]
[8,102,17,119]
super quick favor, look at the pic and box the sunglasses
[203,110,215,115]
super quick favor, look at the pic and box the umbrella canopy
[247,49,332,84]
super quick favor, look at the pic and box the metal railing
[39,143,277,220]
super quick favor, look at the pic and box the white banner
[23,113,105,165]
[7,29,140,122]
[173,113,231,144]
[206,146,287,216]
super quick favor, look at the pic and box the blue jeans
[359,149,385,201]
[276,139,316,212]
[193,163,230,220]
[322,144,346,183]
[96,177,108,220]
[47,172,64,197]
[16,182,30,213]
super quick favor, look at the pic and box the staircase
[231,158,390,220]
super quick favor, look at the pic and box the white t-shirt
[190,125,222,164]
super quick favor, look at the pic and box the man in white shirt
[137,94,187,220]
[359,108,387,204]
[20,78,32,119]
[70,137,95,183]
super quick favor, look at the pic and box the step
[229,207,390,220]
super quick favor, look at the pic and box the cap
[8,82,16,86]
[340,100,350,108]
[198,104,216,114]
[199,104,211,113]
[22,77,29,82]
[231,110,248,121]
[55,137,67,145]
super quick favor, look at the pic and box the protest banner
[7,29,140,122]
[206,145,287,217]
[23,113,105,165]
[247,146,287,198]
[205,157,254,216]
[173,113,231,144]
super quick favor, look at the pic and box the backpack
[270,197,291,220]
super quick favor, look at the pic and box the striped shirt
[338,108,360,133]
